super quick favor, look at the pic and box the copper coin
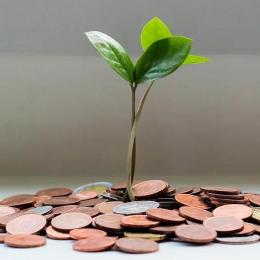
[201,187,241,195]
[175,187,194,194]
[150,225,178,235]
[146,208,185,223]
[0,194,35,207]
[210,198,248,205]
[4,234,46,248]
[213,204,253,219]
[216,234,259,245]
[234,222,256,236]
[36,187,72,197]
[95,213,123,232]
[0,210,30,227]
[46,225,70,240]
[68,206,100,217]
[0,205,16,217]
[175,194,210,210]
[206,192,245,200]
[34,195,51,207]
[121,215,159,228]
[52,205,78,215]
[248,194,260,206]
[73,236,116,252]
[203,216,244,234]
[175,224,217,244]
[94,201,123,214]
[6,214,46,235]
[254,224,260,233]
[51,212,92,231]
[115,238,159,253]
[69,191,97,201]
[70,228,107,240]
[111,182,127,191]
[133,180,168,199]
[79,198,108,207]
[0,233,9,243]
[165,186,176,195]
[179,206,213,222]
[43,196,80,206]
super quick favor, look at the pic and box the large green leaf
[85,31,134,83]
[141,17,172,51]
[134,36,192,84]
[183,54,210,65]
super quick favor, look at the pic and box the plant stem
[131,85,136,183]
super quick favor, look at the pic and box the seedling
[85,17,209,201]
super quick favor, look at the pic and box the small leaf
[141,17,172,51]
[183,54,210,65]
[134,36,192,84]
[85,31,134,83]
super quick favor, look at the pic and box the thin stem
[131,85,136,184]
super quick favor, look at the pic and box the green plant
[85,17,209,201]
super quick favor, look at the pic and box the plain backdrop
[0,0,260,190]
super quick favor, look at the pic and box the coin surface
[0,194,35,207]
[203,216,244,234]
[0,233,8,243]
[179,206,213,222]
[121,215,159,228]
[248,194,260,206]
[94,201,123,214]
[69,191,97,201]
[4,234,46,248]
[113,201,159,215]
[252,208,260,222]
[68,206,100,217]
[6,214,47,235]
[46,226,70,240]
[175,194,210,209]
[213,204,253,219]
[36,187,72,197]
[206,192,245,200]
[95,213,123,232]
[175,224,217,244]
[234,222,255,236]
[79,198,108,207]
[216,234,259,245]
[175,187,194,194]
[27,206,53,215]
[201,187,241,195]
[43,196,80,206]
[52,205,78,215]
[133,180,168,199]
[146,208,185,223]
[124,232,166,241]
[73,236,116,252]
[149,225,178,235]
[70,228,107,240]
[74,182,112,194]
[0,205,16,217]
[51,212,92,231]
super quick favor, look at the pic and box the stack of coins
[0,180,259,253]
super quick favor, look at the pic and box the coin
[34,195,51,207]
[124,232,166,241]
[73,236,116,252]
[248,194,260,206]
[0,194,35,207]
[175,187,194,194]
[175,224,217,244]
[210,198,248,205]
[133,180,168,199]
[69,191,97,201]
[36,187,72,197]
[0,233,9,243]
[100,192,123,201]
[149,225,178,235]
[27,206,53,215]
[51,212,92,231]
[46,226,70,240]
[146,208,185,223]
[0,210,31,227]
[201,187,241,195]
[94,201,123,214]
[206,192,245,200]
[0,205,16,217]
[79,198,108,207]
[67,206,100,217]
[234,222,256,236]
[179,206,213,222]
[115,237,159,253]
[203,216,244,234]
[95,213,123,232]
[175,194,210,209]
[70,228,107,240]
[213,204,253,219]
[74,182,112,194]
[113,201,159,215]
[4,234,46,248]
[121,215,159,228]
[254,224,260,233]
[43,196,80,206]
[52,205,78,215]
[6,214,47,235]
[252,208,260,222]
[216,234,259,245]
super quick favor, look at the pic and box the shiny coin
[252,207,260,222]
[175,194,210,210]
[94,201,123,214]
[43,196,80,206]
[52,205,77,215]
[6,214,46,235]
[234,222,256,236]
[213,204,253,219]
[95,213,123,232]
[74,182,112,194]
[79,198,108,207]
[216,234,259,245]
[203,216,244,234]
[124,232,166,241]
[36,187,72,197]
[115,238,159,253]
[175,224,217,244]
[70,228,107,240]
[113,201,159,215]
[179,206,213,222]
[46,226,70,240]
[121,215,159,228]
[201,187,241,195]
[73,236,116,252]
[51,212,92,231]
[149,225,178,235]
[0,194,35,207]
[0,205,16,217]
[4,234,46,248]
[67,206,100,217]
[146,208,185,223]
[27,206,53,215]
[248,194,260,206]
[133,180,168,199]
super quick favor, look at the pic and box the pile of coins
[0,180,260,253]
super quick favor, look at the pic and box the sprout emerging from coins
[85,17,209,201]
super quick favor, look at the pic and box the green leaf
[183,54,210,65]
[85,31,134,83]
[141,17,172,51]
[134,36,192,84]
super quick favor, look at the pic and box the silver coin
[27,206,53,215]
[74,182,112,194]
[113,201,159,215]
[216,234,260,245]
